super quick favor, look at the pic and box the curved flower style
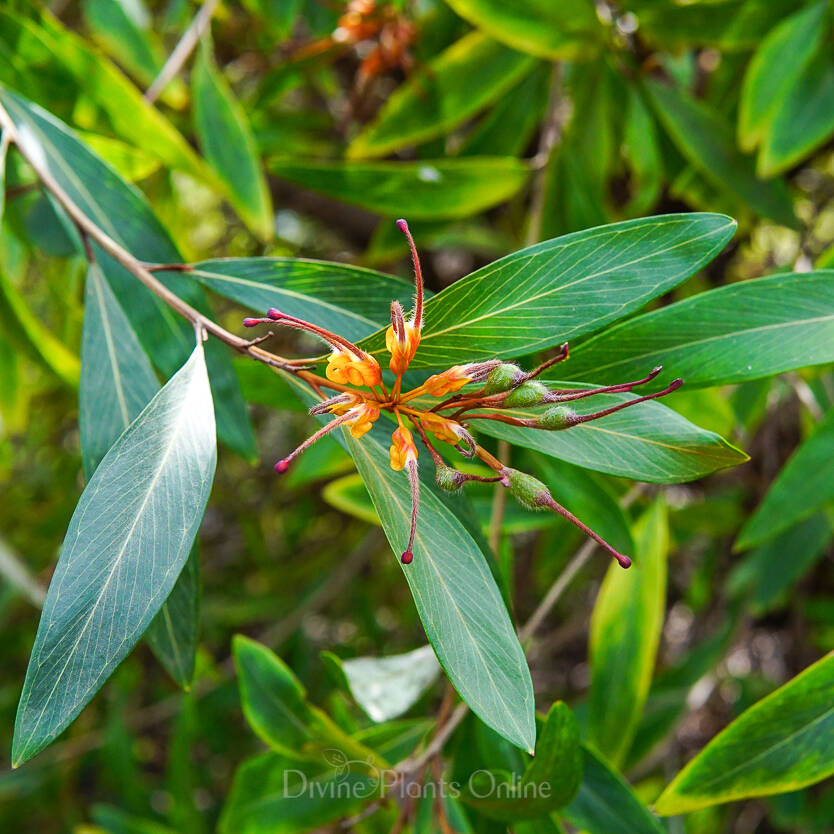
[244,220,683,568]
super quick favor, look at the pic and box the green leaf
[359,213,736,368]
[348,423,535,753]
[461,702,582,820]
[633,0,800,51]
[0,85,256,458]
[12,344,216,766]
[220,752,377,834]
[193,44,273,239]
[758,50,834,177]
[655,651,834,815]
[737,408,834,549]
[472,383,748,483]
[562,271,834,389]
[0,262,81,387]
[281,374,535,753]
[145,547,200,689]
[729,514,832,614]
[348,32,535,159]
[80,263,159,477]
[0,6,207,180]
[321,473,380,525]
[737,1,828,152]
[78,131,160,182]
[232,635,388,768]
[326,644,440,723]
[589,500,668,765]
[267,157,529,220]
[188,256,414,342]
[443,0,602,60]
[562,744,664,833]
[645,80,797,228]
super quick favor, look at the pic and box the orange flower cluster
[244,220,683,569]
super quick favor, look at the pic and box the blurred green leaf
[193,44,273,239]
[268,157,529,220]
[656,652,834,814]
[242,0,304,38]
[0,85,256,458]
[232,635,388,767]
[360,213,736,367]
[473,383,747,483]
[78,131,160,181]
[758,50,834,177]
[325,644,440,723]
[0,6,207,180]
[0,261,81,387]
[188,256,415,342]
[461,702,582,820]
[729,514,832,614]
[82,0,185,108]
[562,743,665,834]
[589,500,668,764]
[12,344,216,766]
[443,0,602,59]
[348,32,536,159]
[459,62,550,157]
[321,472,379,525]
[645,80,797,228]
[738,408,834,549]
[737,1,828,152]
[563,272,834,388]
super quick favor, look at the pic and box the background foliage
[1,0,833,832]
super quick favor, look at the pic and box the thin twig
[144,0,221,104]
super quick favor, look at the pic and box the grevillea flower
[243,220,683,568]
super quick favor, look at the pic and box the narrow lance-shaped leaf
[348,32,536,159]
[443,0,603,60]
[561,744,665,834]
[193,44,273,239]
[461,702,583,820]
[0,85,255,458]
[12,343,216,766]
[358,213,737,368]
[655,651,834,815]
[268,157,530,221]
[644,80,797,228]
[737,407,834,549]
[472,383,747,484]
[589,500,668,765]
[187,257,416,343]
[562,271,834,389]
[737,1,828,152]
[280,373,535,754]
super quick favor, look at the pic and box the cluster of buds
[244,221,683,569]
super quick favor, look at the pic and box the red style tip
[396,218,409,233]
[274,459,291,474]
[267,308,282,320]
[401,549,414,564]
[243,318,260,327]
[616,553,632,569]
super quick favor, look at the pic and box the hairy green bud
[435,465,466,492]
[505,469,549,510]
[504,380,548,408]
[537,405,578,430]
[482,363,524,395]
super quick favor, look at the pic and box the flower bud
[504,469,549,510]
[482,363,524,395]
[537,405,578,430]
[504,380,548,408]
[435,465,466,493]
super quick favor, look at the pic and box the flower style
[243,220,683,569]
